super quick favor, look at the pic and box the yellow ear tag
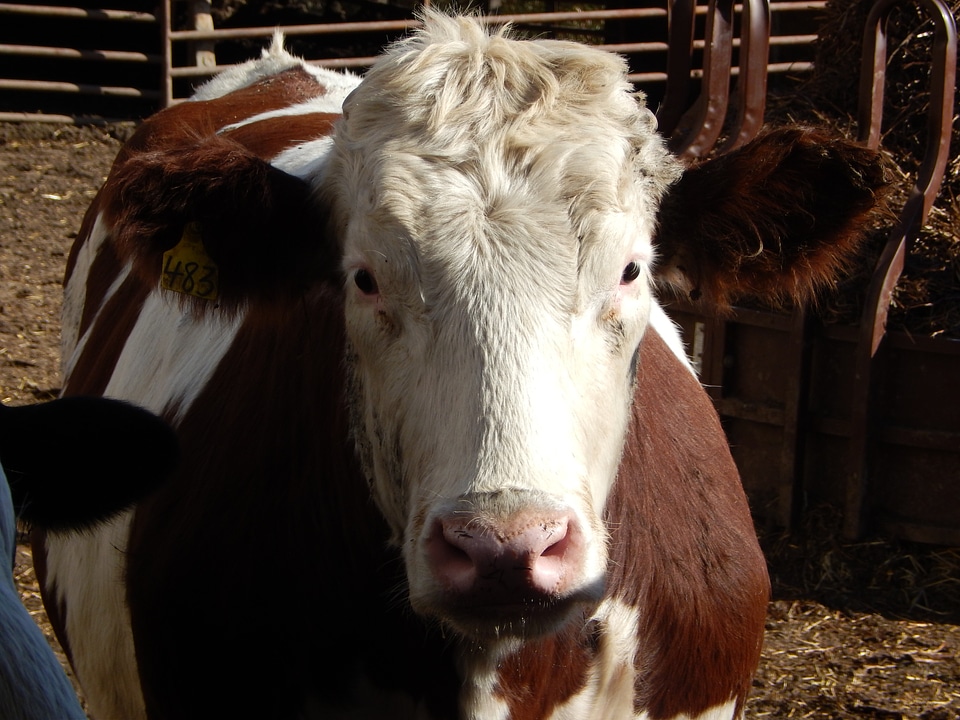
[161,222,220,300]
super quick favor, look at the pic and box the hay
[753,505,960,719]
[765,0,960,338]
[759,504,960,622]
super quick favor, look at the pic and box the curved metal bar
[845,0,957,539]
[656,0,697,137]
[670,0,735,161]
[717,0,770,153]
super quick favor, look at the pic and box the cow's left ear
[653,127,891,310]
[1,397,178,530]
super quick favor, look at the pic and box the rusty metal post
[844,0,957,539]
[717,0,770,153]
[670,0,735,160]
[657,0,697,136]
[160,0,173,108]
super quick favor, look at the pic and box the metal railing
[0,0,825,123]
[0,1,161,123]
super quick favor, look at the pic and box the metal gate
[0,0,825,125]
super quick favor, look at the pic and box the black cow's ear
[653,127,891,311]
[101,134,338,310]
[0,397,178,531]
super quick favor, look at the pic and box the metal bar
[769,0,827,10]
[671,0,735,160]
[0,110,135,124]
[717,0,770,153]
[769,33,819,45]
[160,0,173,108]
[628,71,670,83]
[596,41,671,53]
[657,0,697,136]
[188,0,217,69]
[166,8,670,43]
[0,78,162,99]
[0,43,158,63]
[0,3,155,21]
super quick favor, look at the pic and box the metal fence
[0,0,825,126]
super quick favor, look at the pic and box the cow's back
[36,55,450,720]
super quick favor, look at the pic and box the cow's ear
[101,134,337,307]
[653,127,890,311]
[1,397,178,531]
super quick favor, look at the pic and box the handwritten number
[163,256,217,298]
[197,266,216,297]
[163,255,184,286]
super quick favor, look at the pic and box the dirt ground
[1,122,958,719]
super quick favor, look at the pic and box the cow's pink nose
[427,510,583,603]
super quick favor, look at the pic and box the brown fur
[498,623,594,718]
[100,132,335,312]
[220,112,337,157]
[612,330,769,718]
[494,330,769,719]
[654,126,890,310]
[116,67,328,161]
[90,68,339,314]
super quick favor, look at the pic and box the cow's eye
[354,268,379,295]
[621,261,641,284]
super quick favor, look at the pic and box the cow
[1,396,176,720]
[34,12,887,720]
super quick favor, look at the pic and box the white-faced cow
[1,396,175,720]
[34,13,886,720]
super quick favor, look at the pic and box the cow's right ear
[101,134,339,308]
[653,127,890,311]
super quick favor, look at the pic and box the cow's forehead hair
[327,12,681,279]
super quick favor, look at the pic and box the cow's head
[322,13,885,641]
[324,15,679,639]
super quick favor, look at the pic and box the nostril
[427,510,583,600]
[541,525,571,558]
[427,521,479,593]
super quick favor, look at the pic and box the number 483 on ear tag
[161,222,220,300]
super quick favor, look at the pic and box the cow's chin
[416,582,605,641]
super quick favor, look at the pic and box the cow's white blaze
[323,16,681,638]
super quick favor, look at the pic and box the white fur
[548,600,741,720]
[271,136,336,179]
[44,513,145,720]
[103,292,244,422]
[189,31,300,101]
[547,599,640,720]
[219,93,355,135]
[0,472,87,720]
[649,301,697,375]
[192,30,359,106]
[321,13,682,643]
[60,212,115,377]
[657,700,740,720]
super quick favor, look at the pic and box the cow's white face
[324,19,681,640]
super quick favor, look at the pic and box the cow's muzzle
[421,491,602,638]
